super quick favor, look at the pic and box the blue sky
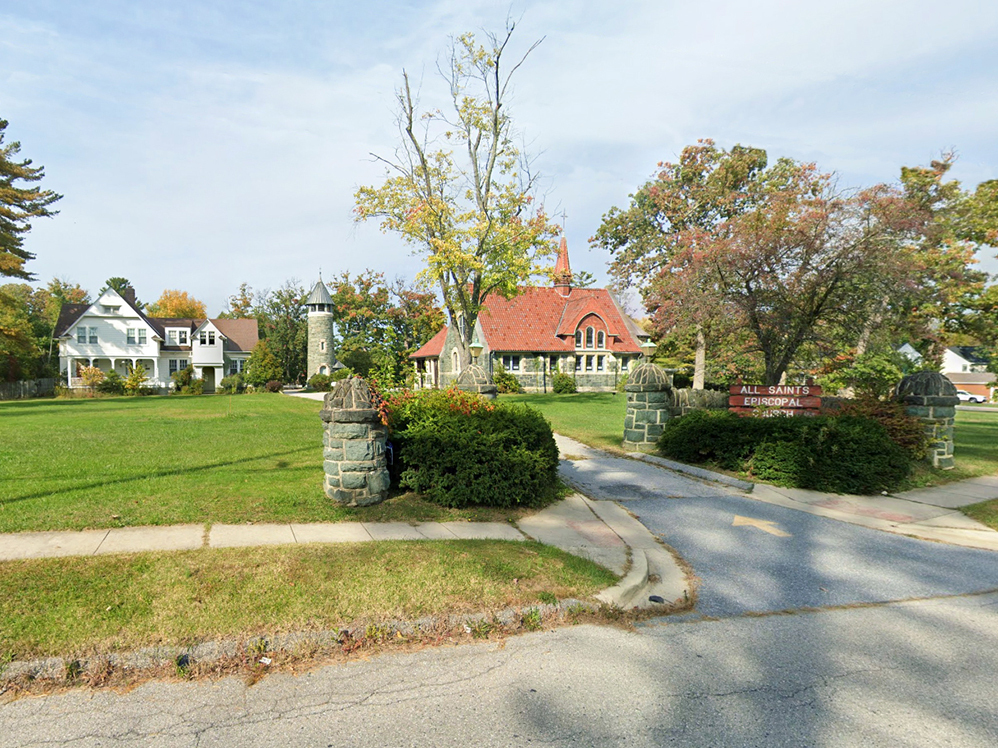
[3,0,997,315]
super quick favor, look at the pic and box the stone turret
[623,363,675,451]
[306,279,336,377]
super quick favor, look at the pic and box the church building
[410,238,649,392]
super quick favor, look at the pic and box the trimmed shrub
[658,409,913,494]
[830,398,927,461]
[264,380,283,393]
[308,373,333,392]
[493,365,522,394]
[551,372,577,394]
[331,367,354,382]
[96,371,126,395]
[383,388,558,508]
[219,373,245,394]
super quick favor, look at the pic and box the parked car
[956,390,987,404]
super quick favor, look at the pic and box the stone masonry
[895,371,959,470]
[319,378,390,505]
[454,364,498,400]
[623,363,675,451]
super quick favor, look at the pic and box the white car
[956,390,987,404]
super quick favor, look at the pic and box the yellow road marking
[732,515,792,537]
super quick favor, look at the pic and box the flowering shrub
[378,386,557,508]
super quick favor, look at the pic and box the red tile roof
[410,286,645,358]
[411,326,449,358]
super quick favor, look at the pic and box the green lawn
[501,392,628,453]
[0,540,616,660]
[0,395,542,533]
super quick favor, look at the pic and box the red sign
[728,385,822,397]
[728,384,822,417]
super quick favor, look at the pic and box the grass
[0,540,618,660]
[501,392,627,453]
[0,395,549,533]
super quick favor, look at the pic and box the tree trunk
[692,326,706,390]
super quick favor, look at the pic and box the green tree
[0,119,62,280]
[244,339,283,386]
[98,277,142,308]
[355,24,559,370]
[0,284,39,380]
[124,363,149,393]
[253,280,307,384]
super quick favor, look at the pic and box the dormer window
[179,330,188,344]
[200,331,215,345]
[168,330,177,344]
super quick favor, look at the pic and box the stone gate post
[895,371,959,470]
[623,364,675,451]
[319,377,390,505]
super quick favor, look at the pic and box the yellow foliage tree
[146,290,207,319]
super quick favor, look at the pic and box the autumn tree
[220,283,255,318]
[146,289,208,319]
[355,23,558,368]
[592,141,767,387]
[0,119,62,280]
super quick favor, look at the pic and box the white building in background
[55,288,258,393]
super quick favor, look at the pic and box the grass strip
[0,540,617,660]
[0,395,545,533]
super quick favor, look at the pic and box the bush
[658,409,914,494]
[308,373,333,392]
[383,388,558,508]
[493,365,522,394]
[172,365,195,391]
[219,373,245,394]
[830,398,927,461]
[615,372,628,393]
[552,372,577,394]
[96,371,126,395]
[331,367,354,382]
[265,380,283,393]
[124,364,148,394]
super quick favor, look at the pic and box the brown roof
[212,318,259,353]
[53,303,89,337]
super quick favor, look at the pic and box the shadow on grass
[1,446,315,505]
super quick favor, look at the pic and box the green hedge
[385,389,559,508]
[657,409,915,494]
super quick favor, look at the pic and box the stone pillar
[623,364,675,451]
[895,371,959,470]
[454,364,498,400]
[319,378,390,506]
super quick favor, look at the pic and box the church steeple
[553,237,573,296]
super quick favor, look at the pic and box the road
[6,449,998,746]
[4,593,998,747]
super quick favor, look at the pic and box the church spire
[553,236,573,295]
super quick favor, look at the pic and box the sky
[3,0,998,316]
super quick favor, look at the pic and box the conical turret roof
[306,280,334,306]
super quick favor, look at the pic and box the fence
[0,378,56,401]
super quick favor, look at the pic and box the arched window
[585,327,594,349]
[597,331,605,349]
[319,365,328,375]
[575,330,582,348]
[452,350,460,374]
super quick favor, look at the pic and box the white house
[942,346,994,401]
[55,288,258,393]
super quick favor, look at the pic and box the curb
[628,453,755,492]
[596,549,648,608]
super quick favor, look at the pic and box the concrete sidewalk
[0,498,691,611]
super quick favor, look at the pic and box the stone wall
[623,364,674,451]
[895,371,959,470]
